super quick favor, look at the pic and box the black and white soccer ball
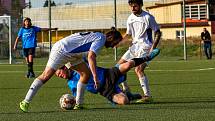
[59,94,76,110]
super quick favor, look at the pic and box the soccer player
[19,29,123,112]
[118,0,162,103]
[13,17,41,78]
[56,48,160,105]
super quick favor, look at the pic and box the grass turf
[0,58,215,121]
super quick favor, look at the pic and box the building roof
[146,0,205,9]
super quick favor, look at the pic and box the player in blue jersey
[19,28,123,112]
[13,17,41,78]
[56,48,160,105]
[56,66,130,105]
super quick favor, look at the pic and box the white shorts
[121,42,151,61]
[46,43,86,70]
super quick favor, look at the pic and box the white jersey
[126,11,159,49]
[54,32,106,55]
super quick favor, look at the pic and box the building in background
[146,0,214,39]
[22,0,214,42]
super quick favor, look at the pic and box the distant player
[19,29,123,112]
[56,48,160,105]
[118,0,162,103]
[13,17,41,78]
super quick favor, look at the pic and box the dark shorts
[23,47,35,57]
[99,67,124,101]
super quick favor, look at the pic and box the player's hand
[94,78,100,90]
[13,46,17,51]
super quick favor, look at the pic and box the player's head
[203,28,207,32]
[23,17,32,27]
[55,66,70,79]
[105,28,122,48]
[128,0,143,15]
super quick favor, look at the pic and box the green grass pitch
[0,58,215,121]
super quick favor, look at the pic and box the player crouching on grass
[56,48,160,106]
[19,29,123,112]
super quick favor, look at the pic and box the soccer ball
[59,94,76,110]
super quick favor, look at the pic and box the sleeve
[33,26,41,33]
[89,35,106,55]
[115,85,123,94]
[201,32,204,40]
[67,71,79,97]
[17,28,23,38]
[149,15,160,32]
[126,18,132,35]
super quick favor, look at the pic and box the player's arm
[13,36,20,50]
[201,32,205,40]
[41,28,58,31]
[88,51,99,89]
[150,30,161,51]
[116,34,132,47]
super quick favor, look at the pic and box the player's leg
[118,48,160,74]
[20,45,66,112]
[117,51,132,93]
[112,92,129,105]
[20,67,56,112]
[71,62,90,109]
[135,64,153,103]
[23,48,30,78]
[28,48,35,78]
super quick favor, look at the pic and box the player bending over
[56,48,160,106]
[19,29,123,112]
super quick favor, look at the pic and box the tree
[43,0,56,7]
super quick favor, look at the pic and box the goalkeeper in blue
[56,48,160,105]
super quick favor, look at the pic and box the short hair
[106,28,122,42]
[128,0,143,5]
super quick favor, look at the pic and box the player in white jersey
[19,29,123,112]
[118,0,162,103]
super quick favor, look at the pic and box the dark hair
[22,17,32,27]
[106,29,122,42]
[128,0,143,5]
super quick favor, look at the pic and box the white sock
[24,78,43,103]
[139,76,151,96]
[76,81,86,105]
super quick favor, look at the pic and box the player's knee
[122,61,133,70]
[38,72,52,83]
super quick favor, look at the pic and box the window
[184,4,207,20]
[176,30,184,39]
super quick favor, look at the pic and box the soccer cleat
[25,71,30,78]
[147,48,160,61]
[73,104,84,110]
[29,72,35,78]
[19,101,29,112]
[136,96,153,104]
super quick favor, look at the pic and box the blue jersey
[67,66,126,97]
[18,26,41,48]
